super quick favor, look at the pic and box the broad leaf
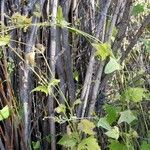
[97,117,112,131]
[78,136,101,150]
[104,57,121,74]
[78,119,95,135]
[122,87,146,102]
[118,110,137,124]
[104,104,119,125]
[141,141,150,150]
[58,133,79,149]
[105,126,119,140]
[31,85,49,95]
[132,4,145,16]
[92,43,113,61]
[0,105,10,121]
[0,35,10,46]
[108,140,127,150]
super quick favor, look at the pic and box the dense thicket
[0,0,150,150]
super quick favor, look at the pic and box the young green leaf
[140,38,150,53]
[97,117,112,131]
[11,12,32,28]
[104,57,121,74]
[78,136,101,150]
[0,35,10,46]
[78,119,95,135]
[92,43,113,61]
[122,87,146,102]
[105,126,119,140]
[57,6,63,22]
[118,110,137,124]
[141,141,150,150]
[0,105,10,121]
[58,133,79,149]
[31,85,49,96]
[55,104,66,114]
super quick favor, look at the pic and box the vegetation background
[0,0,150,150]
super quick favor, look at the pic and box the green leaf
[97,117,112,131]
[73,70,79,82]
[57,6,63,22]
[78,136,101,150]
[49,78,60,87]
[11,12,32,28]
[141,141,150,150]
[58,133,79,149]
[132,4,145,16]
[31,79,60,96]
[118,110,137,124]
[122,87,146,102]
[32,141,40,150]
[105,126,119,140]
[72,99,81,109]
[78,119,95,135]
[31,85,49,95]
[104,57,121,74]
[56,6,70,28]
[108,140,127,150]
[0,35,10,46]
[0,105,10,121]
[55,104,66,114]
[92,43,113,61]
[104,104,119,125]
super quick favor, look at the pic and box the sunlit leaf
[122,87,146,102]
[55,104,66,114]
[73,70,79,82]
[31,85,49,95]
[78,136,101,150]
[49,78,60,87]
[104,57,121,74]
[0,105,10,121]
[140,38,150,53]
[11,12,32,28]
[105,126,119,140]
[0,35,10,46]
[58,133,79,149]
[92,43,113,61]
[118,110,137,124]
[78,119,95,135]
[56,6,70,28]
[97,117,112,131]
